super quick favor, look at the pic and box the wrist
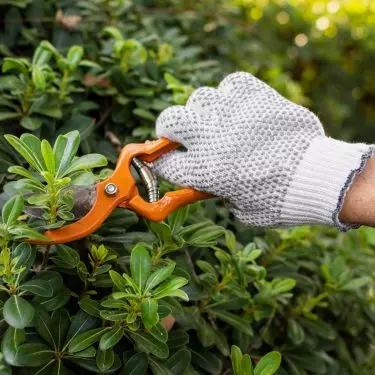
[279,136,374,230]
[339,156,375,227]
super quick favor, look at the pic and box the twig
[95,104,113,130]
[184,247,199,282]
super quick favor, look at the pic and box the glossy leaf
[96,348,115,371]
[15,343,54,367]
[2,194,23,226]
[1,327,25,366]
[68,327,109,353]
[254,352,282,375]
[3,296,35,329]
[20,278,54,297]
[130,244,151,290]
[99,326,124,350]
[130,331,169,359]
[64,154,107,175]
[144,263,175,293]
[54,131,80,177]
[121,352,148,375]
[166,349,191,375]
[141,299,159,329]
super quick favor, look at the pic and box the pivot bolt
[104,183,118,196]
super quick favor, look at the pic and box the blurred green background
[152,0,375,142]
[2,0,375,142]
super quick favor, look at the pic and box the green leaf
[299,318,336,340]
[287,319,305,345]
[20,278,54,297]
[197,318,215,347]
[32,42,54,66]
[101,299,127,309]
[11,226,50,241]
[2,194,23,226]
[32,65,46,90]
[149,359,173,375]
[100,310,128,321]
[122,352,148,375]
[185,224,225,247]
[1,327,25,366]
[5,134,44,171]
[74,346,97,358]
[67,46,84,70]
[207,309,253,336]
[168,206,190,233]
[130,244,152,291]
[16,343,54,367]
[191,349,222,375]
[0,75,23,91]
[231,345,253,375]
[133,108,155,121]
[51,309,70,350]
[341,276,371,291]
[41,139,56,174]
[3,295,35,329]
[109,270,128,291]
[53,131,80,178]
[99,326,123,350]
[242,354,254,375]
[64,154,108,175]
[254,352,282,375]
[152,276,189,300]
[68,327,109,353]
[166,349,191,375]
[141,299,159,329]
[0,112,21,121]
[149,321,168,343]
[33,270,64,294]
[167,330,189,349]
[64,310,98,344]
[12,242,36,280]
[104,26,124,40]
[130,331,169,359]
[33,305,55,348]
[2,58,29,74]
[8,166,41,183]
[69,355,121,372]
[51,244,80,269]
[144,263,175,293]
[96,348,115,372]
[79,298,102,317]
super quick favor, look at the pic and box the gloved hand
[150,72,374,230]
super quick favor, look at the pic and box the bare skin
[339,156,375,227]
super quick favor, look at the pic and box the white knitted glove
[151,72,374,230]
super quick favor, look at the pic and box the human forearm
[340,156,375,227]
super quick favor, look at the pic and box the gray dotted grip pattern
[150,72,324,228]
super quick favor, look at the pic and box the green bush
[0,1,375,374]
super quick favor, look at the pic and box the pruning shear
[29,138,212,245]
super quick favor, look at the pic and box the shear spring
[131,157,160,203]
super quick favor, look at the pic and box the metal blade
[24,185,98,220]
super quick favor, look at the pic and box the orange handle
[122,189,213,221]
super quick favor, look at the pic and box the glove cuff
[280,136,374,231]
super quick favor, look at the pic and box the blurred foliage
[0,0,375,374]
[153,0,375,142]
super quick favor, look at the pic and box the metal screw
[104,183,118,196]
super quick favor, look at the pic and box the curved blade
[24,185,97,220]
